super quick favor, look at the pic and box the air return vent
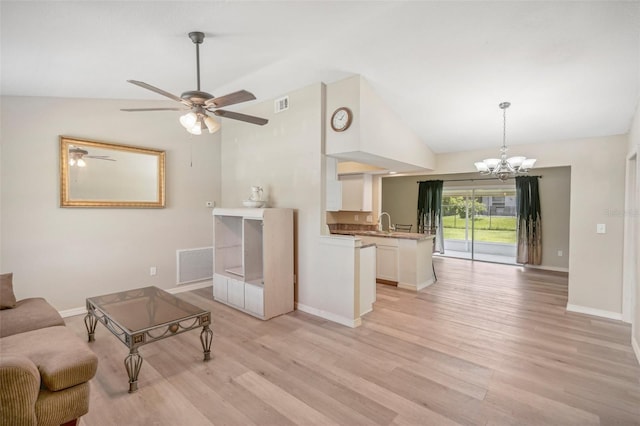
[176,247,213,285]
[274,96,289,113]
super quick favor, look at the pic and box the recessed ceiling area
[1,1,638,153]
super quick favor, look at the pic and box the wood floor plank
[234,371,340,426]
[63,257,640,425]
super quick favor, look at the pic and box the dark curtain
[515,176,542,265]
[417,180,444,253]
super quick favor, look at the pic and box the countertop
[331,230,435,241]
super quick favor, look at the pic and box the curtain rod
[417,176,542,183]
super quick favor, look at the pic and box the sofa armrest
[0,354,40,426]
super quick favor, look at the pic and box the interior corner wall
[0,96,221,310]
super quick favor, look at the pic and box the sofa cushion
[0,297,65,338]
[0,272,17,310]
[1,326,97,391]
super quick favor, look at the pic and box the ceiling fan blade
[120,107,186,112]
[86,157,117,161]
[205,90,256,108]
[127,80,191,106]
[213,109,268,126]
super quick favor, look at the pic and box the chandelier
[474,102,536,181]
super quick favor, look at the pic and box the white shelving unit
[212,207,294,320]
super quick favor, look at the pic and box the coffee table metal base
[84,287,212,393]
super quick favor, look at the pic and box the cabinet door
[245,283,264,317]
[213,274,228,302]
[340,174,372,211]
[377,246,399,281]
[227,278,245,308]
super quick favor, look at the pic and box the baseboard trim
[296,302,361,328]
[632,336,640,365]
[59,306,87,318]
[566,304,623,321]
[59,281,213,318]
[525,264,569,273]
[165,280,213,294]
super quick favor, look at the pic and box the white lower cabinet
[361,236,399,282]
[213,274,228,302]
[376,245,399,281]
[244,283,264,317]
[227,278,245,309]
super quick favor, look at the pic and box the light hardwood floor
[65,257,640,425]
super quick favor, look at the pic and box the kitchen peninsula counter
[330,229,435,241]
[330,229,435,291]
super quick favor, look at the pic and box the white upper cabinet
[339,174,372,212]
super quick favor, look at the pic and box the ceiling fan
[121,31,268,135]
[68,146,116,167]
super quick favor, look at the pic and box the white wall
[436,135,628,317]
[1,96,221,310]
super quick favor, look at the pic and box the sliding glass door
[441,187,517,264]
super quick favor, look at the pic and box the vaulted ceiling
[2,1,638,153]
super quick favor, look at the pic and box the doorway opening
[440,186,517,264]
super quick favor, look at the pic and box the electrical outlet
[366,215,373,223]
[557,250,563,257]
[150,267,157,276]
[354,215,359,221]
[596,224,606,234]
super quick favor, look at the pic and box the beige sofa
[0,273,98,426]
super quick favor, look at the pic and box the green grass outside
[442,215,516,231]
[443,228,516,243]
[442,215,517,243]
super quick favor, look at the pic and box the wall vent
[274,96,289,113]
[176,247,213,285]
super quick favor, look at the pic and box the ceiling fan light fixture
[186,117,203,135]
[204,115,220,134]
[179,112,197,129]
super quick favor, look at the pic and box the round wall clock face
[331,107,353,132]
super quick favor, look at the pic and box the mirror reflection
[60,136,165,208]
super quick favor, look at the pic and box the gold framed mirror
[60,136,165,208]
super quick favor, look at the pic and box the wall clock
[331,107,353,132]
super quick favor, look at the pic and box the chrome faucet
[378,212,393,232]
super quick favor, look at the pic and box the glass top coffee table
[84,286,212,393]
